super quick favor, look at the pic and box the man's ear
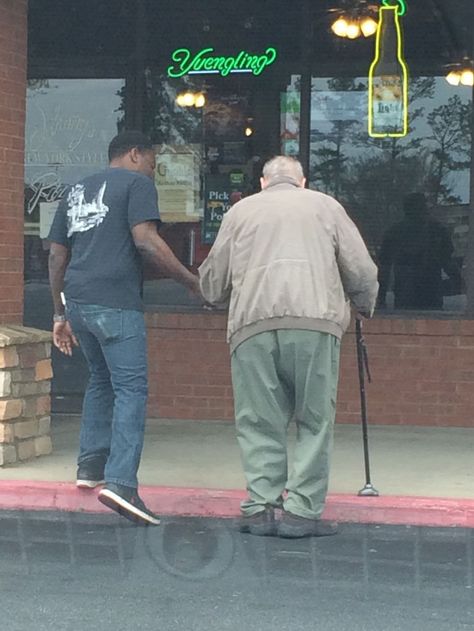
[301,177,307,188]
[260,177,267,190]
[129,147,139,164]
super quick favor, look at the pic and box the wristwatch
[53,314,66,323]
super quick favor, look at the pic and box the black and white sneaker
[76,459,105,489]
[98,483,160,526]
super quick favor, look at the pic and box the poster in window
[154,145,201,222]
[280,90,300,156]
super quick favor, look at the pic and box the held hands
[53,321,79,356]
[187,274,215,310]
[187,274,202,297]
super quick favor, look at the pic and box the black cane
[355,318,379,497]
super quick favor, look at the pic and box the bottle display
[368,6,408,138]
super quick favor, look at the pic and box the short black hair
[108,131,153,162]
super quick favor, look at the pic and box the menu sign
[202,175,232,244]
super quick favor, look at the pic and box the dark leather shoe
[239,506,277,536]
[278,510,338,538]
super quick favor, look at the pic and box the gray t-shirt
[48,167,160,311]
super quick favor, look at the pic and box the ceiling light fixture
[175,91,206,108]
[445,58,474,87]
[330,1,380,39]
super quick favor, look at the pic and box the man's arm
[439,225,462,280]
[48,242,69,316]
[198,214,232,305]
[334,205,379,316]
[48,242,78,356]
[132,222,200,295]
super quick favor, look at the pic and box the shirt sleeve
[47,195,70,248]
[128,175,161,228]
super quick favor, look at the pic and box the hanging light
[176,91,207,107]
[194,93,206,108]
[446,70,461,86]
[182,92,196,106]
[346,21,361,39]
[460,69,474,87]
[244,127,254,137]
[330,2,379,40]
[445,58,474,87]
[331,17,349,37]
[360,16,378,37]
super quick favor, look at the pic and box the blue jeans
[66,301,148,489]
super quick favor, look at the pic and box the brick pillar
[0,326,53,466]
[0,0,28,324]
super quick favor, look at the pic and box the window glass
[310,76,472,312]
[24,78,125,282]
[280,75,301,157]
[142,71,274,308]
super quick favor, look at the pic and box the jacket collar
[263,176,301,191]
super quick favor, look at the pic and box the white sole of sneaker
[98,489,160,526]
[76,479,105,489]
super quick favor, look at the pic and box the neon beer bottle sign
[167,47,278,78]
[368,4,408,137]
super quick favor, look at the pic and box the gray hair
[262,156,305,184]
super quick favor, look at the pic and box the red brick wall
[0,0,28,324]
[147,312,234,421]
[147,312,474,428]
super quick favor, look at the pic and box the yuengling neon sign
[167,47,278,78]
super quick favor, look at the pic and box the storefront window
[310,76,472,312]
[24,78,125,282]
[23,78,126,407]
[142,71,277,308]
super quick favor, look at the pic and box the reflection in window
[310,76,472,312]
[24,78,125,281]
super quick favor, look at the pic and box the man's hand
[53,321,79,356]
[188,275,203,299]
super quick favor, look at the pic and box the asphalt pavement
[0,511,472,631]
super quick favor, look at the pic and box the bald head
[261,156,306,189]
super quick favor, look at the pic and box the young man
[199,156,378,538]
[48,131,200,526]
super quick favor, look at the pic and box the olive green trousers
[231,330,341,519]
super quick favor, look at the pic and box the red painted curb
[0,481,473,527]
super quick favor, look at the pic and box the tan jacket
[199,179,379,352]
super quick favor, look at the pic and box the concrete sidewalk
[0,416,473,527]
[2,416,473,497]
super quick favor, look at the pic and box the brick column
[0,326,53,466]
[0,0,28,324]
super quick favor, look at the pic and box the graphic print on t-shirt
[67,181,109,237]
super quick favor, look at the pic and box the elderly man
[199,156,378,538]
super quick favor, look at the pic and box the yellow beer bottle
[368,6,408,137]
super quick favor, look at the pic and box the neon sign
[381,0,407,16]
[368,6,409,138]
[167,47,278,78]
